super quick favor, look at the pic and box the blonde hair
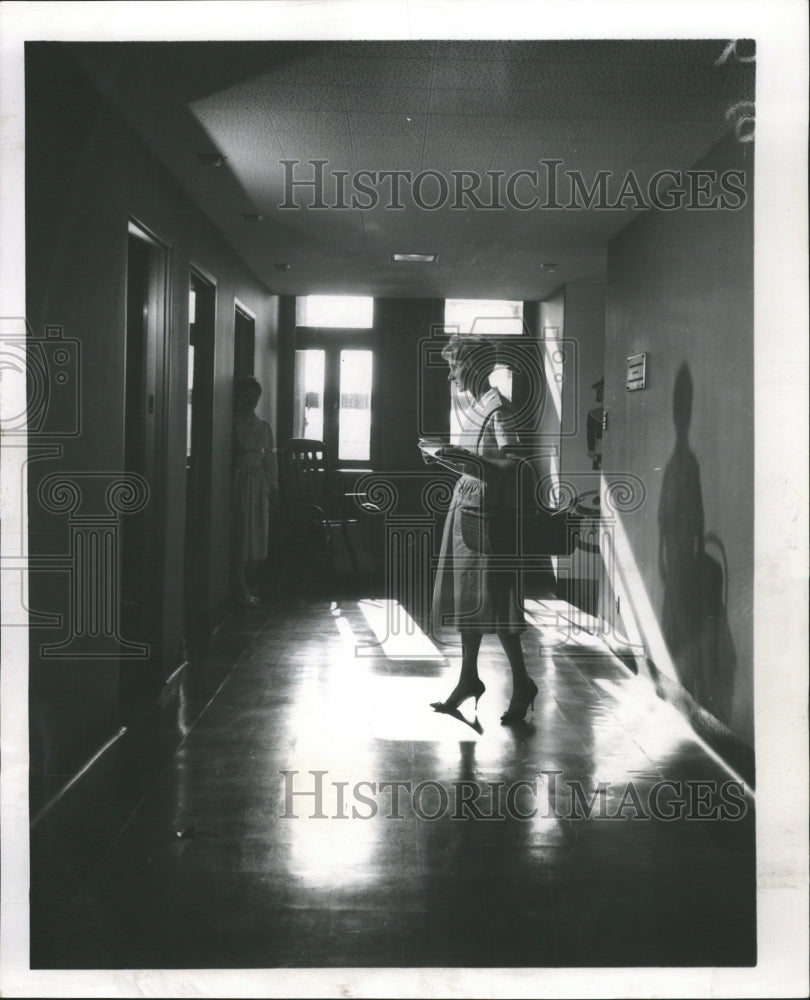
[442,334,499,396]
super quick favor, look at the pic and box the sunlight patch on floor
[356,598,444,660]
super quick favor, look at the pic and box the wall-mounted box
[626,353,647,391]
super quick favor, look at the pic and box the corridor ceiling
[68,40,755,300]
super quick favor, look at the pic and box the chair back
[282,438,330,506]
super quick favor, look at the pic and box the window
[338,350,372,461]
[292,348,325,442]
[296,295,374,329]
[444,299,524,442]
[293,298,376,465]
[444,299,524,338]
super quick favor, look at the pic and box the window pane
[489,366,513,399]
[444,298,523,336]
[293,349,325,441]
[296,295,374,328]
[338,350,372,461]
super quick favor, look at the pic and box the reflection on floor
[32,597,756,969]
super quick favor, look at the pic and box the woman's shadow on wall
[657,364,738,725]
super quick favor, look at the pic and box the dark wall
[560,276,606,491]
[376,297,446,472]
[26,45,278,790]
[604,132,754,745]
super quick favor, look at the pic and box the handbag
[461,496,575,556]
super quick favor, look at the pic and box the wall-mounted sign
[626,353,647,391]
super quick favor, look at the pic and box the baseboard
[604,633,755,790]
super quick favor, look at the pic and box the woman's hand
[419,439,519,478]
[419,438,446,465]
[426,445,478,476]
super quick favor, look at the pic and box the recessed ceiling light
[241,213,265,224]
[392,252,438,263]
[197,152,227,167]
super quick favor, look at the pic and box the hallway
[32,597,756,969]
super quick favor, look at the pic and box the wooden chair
[280,438,375,585]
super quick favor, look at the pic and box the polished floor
[32,595,756,969]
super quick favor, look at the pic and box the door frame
[185,262,217,640]
[122,216,172,700]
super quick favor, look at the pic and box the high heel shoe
[500,679,539,725]
[430,679,486,714]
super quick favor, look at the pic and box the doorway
[120,220,169,723]
[184,267,217,650]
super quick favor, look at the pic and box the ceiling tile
[567,119,662,159]
[269,110,348,136]
[274,134,354,166]
[527,39,729,65]
[634,121,733,163]
[434,41,534,62]
[426,114,505,141]
[348,112,426,138]
[628,64,754,99]
[190,77,265,119]
[340,55,434,89]
[361,209,416,244]
[490,143,570,173]
[613,39,743,65]
[350,136,422,174]
[520,61,637,93]
[258,48,341,88]
[290,208,365,237]
[431,59,527,91]
[421,137,495,176]
[255,84,345,112]
[429,88,515,116]
[522,40,617,63]
[344,86,430,114]
[500,117,584,146]
[343,41,436,60]
[191,84,281,160]
[595,92,730,122]
[511,89,602,117]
